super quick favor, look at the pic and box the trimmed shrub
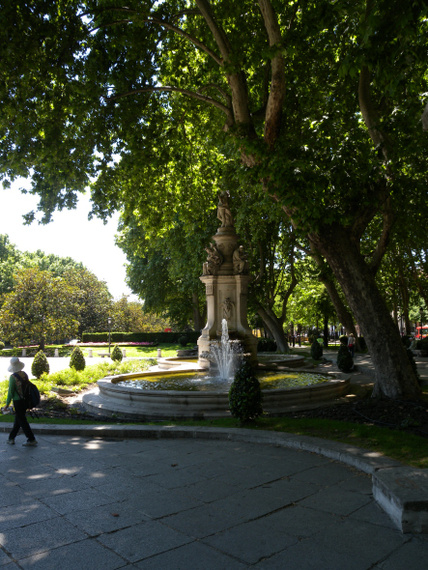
[111,344,123,362]
[31,350,50,378]
[81,331,200,344]
[257,338,277,352]
[0,341,4,350]
[178,335,188,347]
[337,344,354,372]
[229,361,263,424]
[310,340,323,360]
[69,346,86,371]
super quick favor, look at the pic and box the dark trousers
[9,399,36,441]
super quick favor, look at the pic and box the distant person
[348,333,356,357]
[3,357,37,446]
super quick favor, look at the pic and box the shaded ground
[285,396,428,438]
[30,386,428,439]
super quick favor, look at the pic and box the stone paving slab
[1,430,428,569]
[1,423,427,535]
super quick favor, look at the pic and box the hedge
[81,331,201,344]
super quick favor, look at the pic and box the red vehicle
[415,325,428,339]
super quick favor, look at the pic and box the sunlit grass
[0,359,154,402]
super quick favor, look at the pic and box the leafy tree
[117,217,209,331]
[63,267,113,335]
[1,1,427,399]
[0,234,21,298]
[0,267,79,348]
[110,296,146,332]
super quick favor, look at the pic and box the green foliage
[229,361,263,424]
[111,344,123,362]
[31,350,50,379]
[69,346,86,371]
[1,0,427,396]
[0,267,79,347]
[1,360,154,404]
[63,267,113,335]
[257,338,277,352]
[311,340,323,360]
[81,331,200,344]
[0,341,4,350]
[337,345,354,373]
[178,335,188,347]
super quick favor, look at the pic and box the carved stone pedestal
[197,194,257,368]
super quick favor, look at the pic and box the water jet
[82,194,349,419]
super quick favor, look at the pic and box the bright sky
[0,180,135,300]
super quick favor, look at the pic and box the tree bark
[310,224,421,399]
[317,271,361,351]
[257,305,289,353]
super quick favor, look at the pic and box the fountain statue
[198,192,258,369]
[81,193,349,421]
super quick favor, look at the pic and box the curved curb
[2,423,427,534]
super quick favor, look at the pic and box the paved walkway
[1,352,428,568]
[1,429,428,569]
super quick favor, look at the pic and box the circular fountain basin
[82,358,350,420]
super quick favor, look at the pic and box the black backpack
[13,372,41,410]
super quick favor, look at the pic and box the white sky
[0,180,135,300]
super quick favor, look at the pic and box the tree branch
[257,0,286,148]
[195,0,253,127]
[90,9,222,65]
[107,85,233,124]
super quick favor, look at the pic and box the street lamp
[108,317,112,354]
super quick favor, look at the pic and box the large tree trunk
[310,225,421,400]
[257,305,289,353]
[318,273,362,351]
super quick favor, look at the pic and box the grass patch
[0,359,155,402]
[154,416,428,469]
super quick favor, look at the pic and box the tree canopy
[1,0,427,398]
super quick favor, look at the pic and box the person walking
[3,357,37,446]
[347,333,356,358]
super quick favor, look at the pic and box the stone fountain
[198,191,258,370]
[82,194,349,420]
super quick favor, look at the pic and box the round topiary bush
[257,338,277,352]
[310,340,323,360]
[69,346,86,371]
[111,344,123,362]
[31,350,50,378]
[229,361,263,424]
[178,335,188,347]
[337,344,354,372]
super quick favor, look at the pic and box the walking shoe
[6,439,15,445]
[22,440,38,447]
